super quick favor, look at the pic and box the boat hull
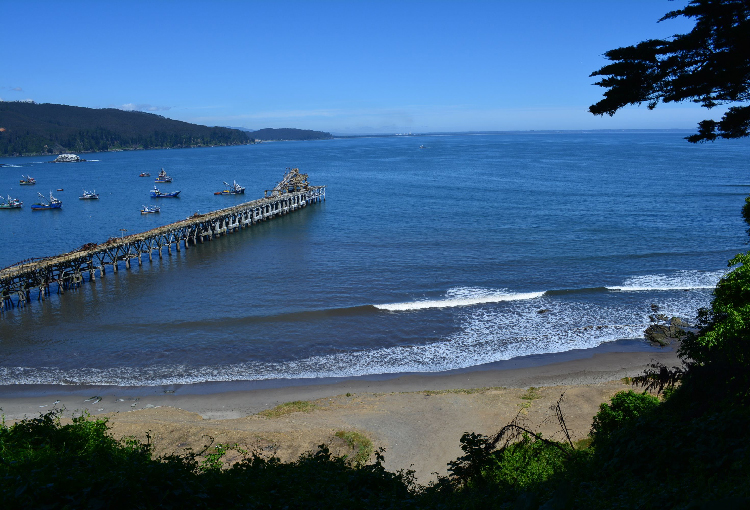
[31,203,62,210]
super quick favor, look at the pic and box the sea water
[0,132,747,386]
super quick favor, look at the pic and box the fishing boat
[141,205,160,214]
[151,186,180,198]
[139,172,151,177]
[79,189,99,200]
[20,175,36,185]
[31,191,62,210]
[213,180,245,195]
[154,168,173,183]
[0,195,22,209]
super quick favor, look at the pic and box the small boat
[419,145,425,149]
[52,154,85,163]
[139,172,151,177]
[154,168,173,183]
[79,189,99,200]
[0,195,22,209]
[57,188,64,191]
[213,180,246,195]
[31,191,62,210]
[151,186,180,198]
[141,205,160,214]
[20,175,36,185]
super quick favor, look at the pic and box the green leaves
[590,0,750,142]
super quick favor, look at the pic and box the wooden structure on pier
[1,168,325,312]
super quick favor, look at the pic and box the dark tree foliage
[589,0,750,142]
[250,127,334,141]
[0,102,254,156]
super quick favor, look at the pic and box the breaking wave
[375,287,545,311]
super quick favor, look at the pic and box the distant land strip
[0,102,332,157]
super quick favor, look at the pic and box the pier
[1,168,325,312]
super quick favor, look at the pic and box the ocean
[0,132,747,387]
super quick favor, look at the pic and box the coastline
[0,339,678,419]
[0,343,680,484]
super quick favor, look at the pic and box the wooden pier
[1,168,325,312]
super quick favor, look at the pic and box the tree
[589,0,750,142]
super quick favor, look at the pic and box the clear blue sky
[2,1,718,134]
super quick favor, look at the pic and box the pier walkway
[1,168,325,312]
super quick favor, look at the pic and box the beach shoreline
[0,344,681,484]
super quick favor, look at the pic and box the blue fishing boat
[151,186,180,198]
[31,191,62,210]
[154,168,173,183]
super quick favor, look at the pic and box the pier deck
[1,168,325,312]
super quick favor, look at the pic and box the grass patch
[418,386,506,396]
[574,437,593,450]
[335,430,373,466]
[258,400,317,418]
[520,387,542,400]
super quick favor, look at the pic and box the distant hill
[236,127,333,141]
[0,102,254,157]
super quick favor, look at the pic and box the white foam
[375,287,545,311]
[607,270,725,292]
[0,288,715,386]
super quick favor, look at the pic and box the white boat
[0,195,22,209]
[141,205,160,214]
[53,154,86,163]
[79,189,99,200]
[155,168,173,183]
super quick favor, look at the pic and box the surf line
[0,168,326,314]
[376,291,546,311]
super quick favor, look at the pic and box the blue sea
[0,132,748,387]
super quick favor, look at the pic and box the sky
[1,0,723,134]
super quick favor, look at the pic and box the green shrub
[590,390,659,444]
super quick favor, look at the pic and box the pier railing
[1,170,325,312]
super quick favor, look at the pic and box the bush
[590,390,659,445]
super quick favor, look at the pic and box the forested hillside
[0,102,254,156]
[246,127,333,141]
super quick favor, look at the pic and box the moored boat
[52,154,85,163]
[141,205,160,214]
[0,195,23,209]
[20,175,36,185]
[213,180,245,195]
[79,189,99,200]
[139,172,151,177]
[155,168,173,183]
[151,186,180,198]
[31,191,62,210]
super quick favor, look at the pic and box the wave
[3,164,23,168]
[607,269,725,292]
[375,287,545,311]
[0,290,713,387]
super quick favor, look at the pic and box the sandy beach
[0,345,680,484]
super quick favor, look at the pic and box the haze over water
[0,132,747,386]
